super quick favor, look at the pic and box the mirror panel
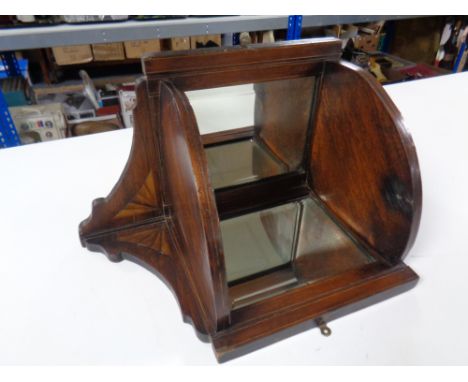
[223,197,377,307]
[186,77,316,189]
[221,202,298,283]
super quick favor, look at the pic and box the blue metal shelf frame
[287,16,303,40]
[0,51,21,148]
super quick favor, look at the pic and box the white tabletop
[1,72,468,365]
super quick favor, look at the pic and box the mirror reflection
[222,197,376,307]
[187,77,316,189]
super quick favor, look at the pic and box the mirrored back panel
[187,76,316,190]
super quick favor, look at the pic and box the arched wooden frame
[79,38,422,362]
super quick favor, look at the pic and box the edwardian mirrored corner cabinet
[79,37,422,362]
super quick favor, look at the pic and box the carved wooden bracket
[80,38,421,362]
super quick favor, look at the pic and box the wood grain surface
[80,39,421,362]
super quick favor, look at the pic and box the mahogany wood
[79,38,422,362]
[202,126,254,146]
[310,61,422,263]
[143,38,341,75]
[158,80,231,332]
[215,171,309,220]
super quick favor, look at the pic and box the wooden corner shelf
[79,38,422,362]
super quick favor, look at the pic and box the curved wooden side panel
[159,81,231,332]
[79,78,229,337]
[310,61,422,262]
[79,79,164,241]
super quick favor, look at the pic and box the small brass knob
[316,317,332,337]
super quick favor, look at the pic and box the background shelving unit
[1,15,462,149]
[0,16,412,50]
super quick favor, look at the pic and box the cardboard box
[52,45,93,66]
[68,114,123,137]
[170,37,190,51]
[353,34,379,52]
[190,34,222,49]
[124,39,161,58]
[92,43,125,61]
[118,87,136,129]
[9,103,67,144]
